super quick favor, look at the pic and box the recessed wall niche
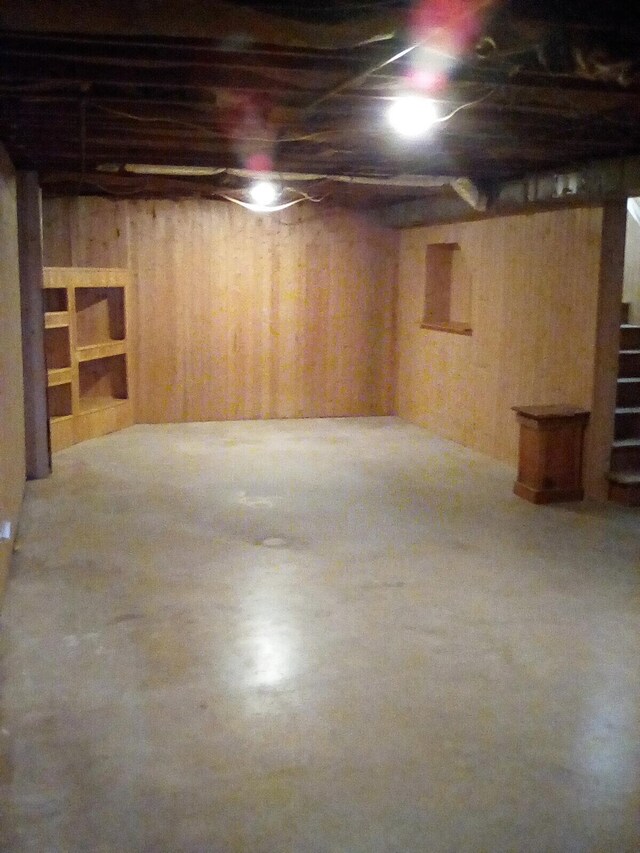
[422,242,472,335]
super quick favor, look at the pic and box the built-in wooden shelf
[44,311,70,329]
[42,267,133,452]
[43,325,71,370]
[49,414,74,453]
[77,396,129,415]
[421,321,472,336]
[76,286,125,347]
[47,367,72,387]
[44,266,129,289]
[77,340,127,362]
[47,382,72,421]
[43,287,67,312]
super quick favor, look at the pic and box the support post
[17,171,51,479]
[583,202,627,500]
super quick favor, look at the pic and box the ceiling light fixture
[388,95,439,138]
[248,180,279,208]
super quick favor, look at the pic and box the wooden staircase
[608,308,640,505]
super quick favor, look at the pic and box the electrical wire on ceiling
[303,41,422,113]
[0,82,588,123]
[78,178,160,196]
[59,171,327,208]
[221,185,325,212]
[93,103,351,144]
[220,195,320,212]
[282,188,325,202]
[92,90,501,144]
[433,88,498,123]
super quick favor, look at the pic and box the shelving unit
[42,267,133,451]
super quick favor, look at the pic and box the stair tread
[608,470,640,485]
[619,349,640,355]
[617,377,640,383]
[620,324,640,329]
[612,438,640,448]
[616,406,640,414]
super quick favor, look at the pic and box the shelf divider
[76,340,127,362]
[44,310,70,329]
[47,367,73,387]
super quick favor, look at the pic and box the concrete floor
[1,417,639,852]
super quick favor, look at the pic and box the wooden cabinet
[512,405,590,504]
[43,267,133,451]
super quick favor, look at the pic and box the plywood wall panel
[397,207,604,464]
[0,145,25,593]
[43,198,398,423]
[623,208,640,324]
[42,197,73,266]
[127,201,183,423]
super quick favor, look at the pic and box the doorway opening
[608,199,640,504]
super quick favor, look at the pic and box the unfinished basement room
[1,1,640,851]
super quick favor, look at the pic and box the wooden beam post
[17,171,51,479]
[583,202,627,500]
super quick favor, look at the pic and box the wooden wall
[396,207,605,466]
[623,204,640,324]
[0,145,25,593]
[43,198,398,422]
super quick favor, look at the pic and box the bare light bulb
[388,95,438,137]
[249,180,279,207]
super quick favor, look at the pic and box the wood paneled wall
[43,198,398,422]
[396,207,605,466]
[0,146,25,592]
[623,205,640,324]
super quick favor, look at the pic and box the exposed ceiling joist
[1,1,640,210]
[0,0,418,49]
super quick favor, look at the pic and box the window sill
[421,321,472,336]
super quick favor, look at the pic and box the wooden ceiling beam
[7,88,640,129]
[7,104,637,146]
[0,54,343,93]
[9,123,636,164]
[0,38,397,77]
[10,134,634,179]
[0,33,394,65]
[0,0,413,50]
[2,2,639,204]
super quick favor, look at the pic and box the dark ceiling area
[0,0,639,208]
